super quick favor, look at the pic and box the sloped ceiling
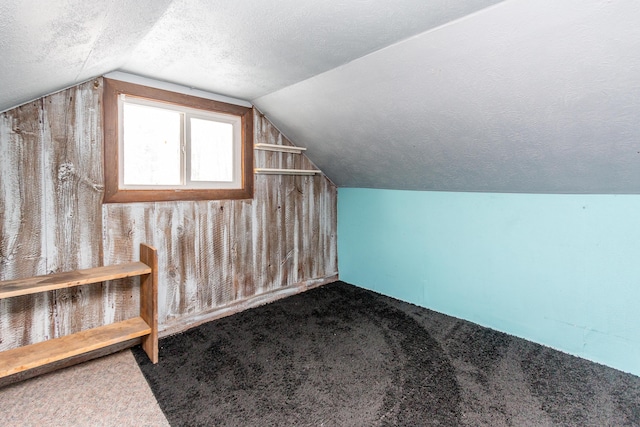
[0,0,174,111]
[2,0,639,193]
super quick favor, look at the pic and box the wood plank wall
[0,78,337,350]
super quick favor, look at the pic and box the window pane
[123,102,182,186]
[190,118,234,182]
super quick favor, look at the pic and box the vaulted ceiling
[2,0,639,193]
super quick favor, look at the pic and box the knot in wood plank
[57,163,76,181]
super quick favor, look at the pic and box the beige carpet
[0,350,169,427]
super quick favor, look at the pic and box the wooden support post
[139,243,159,363]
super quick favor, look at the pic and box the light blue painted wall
[338,188,640,376]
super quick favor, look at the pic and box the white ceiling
[2,0,639,193]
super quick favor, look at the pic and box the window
[103,78,253,203]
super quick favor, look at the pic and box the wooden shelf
[254,143,306,154]
[0,317,151,378]
[255,168,321,176]
[0,262,151,300]
[0,243,158,381]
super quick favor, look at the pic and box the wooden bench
[0,243,158,380]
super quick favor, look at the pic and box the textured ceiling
[255,0,640,193]
[119,0,502,100]
[0,0,500,110]
[0,0,173,112]
[1,0,639,193]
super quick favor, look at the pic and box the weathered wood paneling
[0,81,108,350]
[0,79,338,350]
[42,82,105,339]
[0,101,53,350]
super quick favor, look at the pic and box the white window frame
[118,95,243,190]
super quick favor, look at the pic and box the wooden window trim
[102,78,253,203]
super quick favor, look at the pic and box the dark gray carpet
[133,281,640,426]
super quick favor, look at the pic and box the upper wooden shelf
[254,143,307,154]
[0,262,152,300]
